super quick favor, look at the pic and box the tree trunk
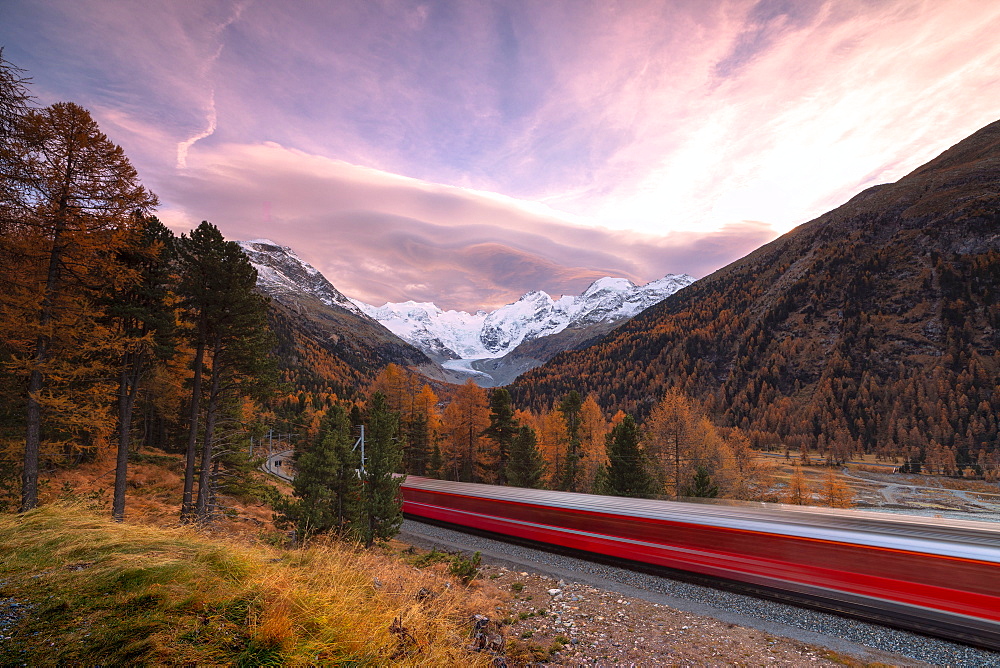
[112,353,142,521]
[181,326,206,521]
[21,218,66,512]
[195,339,222,521]
[21,366,43,512]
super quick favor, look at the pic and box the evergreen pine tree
[597,414,657,498]
[359,393,403,547]
[558,390,583,491]
[681,465,719,498]
[483,387,518,485]
[176,222,276,521]
[428,441,443,479]
[107,214,176,521]
[505,425,545,488]
[403,411,429,475]
[274,405,359,541]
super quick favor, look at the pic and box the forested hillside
[514,119,1000,477]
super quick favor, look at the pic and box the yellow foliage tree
[536,408,569,489]
[578,394,608,492]
[726,429,774,501]
[820,469,854,508]
[2,102,157,511]
[643,389,754,499]
[785,467,811,505]
[642,390,703,497]
[440,380,490,482]
[369,363,421,416]
[407,383,441,476]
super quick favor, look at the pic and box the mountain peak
[242,238,284,248]
[237,240,363,316]
[359,272,695,366]
[583,277,636,296]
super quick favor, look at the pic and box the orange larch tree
[578,394,608,493]
[2,101,157,511]
[440,379,490,482]
[536,408,569,489]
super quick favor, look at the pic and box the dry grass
[33,446,283,539]
[0,503,500,665]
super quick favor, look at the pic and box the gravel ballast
[401,518,1000,667]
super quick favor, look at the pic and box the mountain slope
[237,240,439,394]
[513,119,1000,469]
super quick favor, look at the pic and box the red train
[401,476,1000,650]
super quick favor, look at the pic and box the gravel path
[401,519,1000,667]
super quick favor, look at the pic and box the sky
[3,0,999,311]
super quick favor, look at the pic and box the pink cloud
[162,141,775,310]
[10,1,998,314]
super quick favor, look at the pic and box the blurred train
[400,476,1000,651]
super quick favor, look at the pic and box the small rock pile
[0,596,32,644]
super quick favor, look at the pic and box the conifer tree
[785,467,810,505]
[483,387,518,485]
[2,101,157,511]
[428,441,444,479]
[359,393,403,547]
[0,52,33,506]
[275,405,360,540]
[820,469,853,508]
[536,408,568,488]
[107,215,176,521]
[408,383,441,476]
[440,379,489,482]
[643,389,700,497]
[0,48,32,234]
[578,394,608,492]
[404,411,429,475]
[682,465,719,498]
[557,390,583,491]
[176,221,275,521]
[505,425,545,489]
[597,414,657,498]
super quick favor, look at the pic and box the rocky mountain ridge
[238,239,367,318]
[236,239,441,392]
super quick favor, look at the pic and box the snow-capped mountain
[237,239,372,319]
[236,237,693,386]
[355,302,490,360]
[353,273,695,362]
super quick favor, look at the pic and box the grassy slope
[0,446,503,668]
[0,503,497,666]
